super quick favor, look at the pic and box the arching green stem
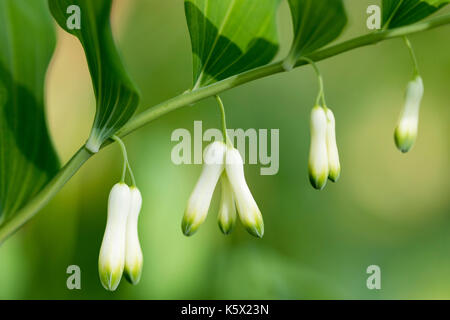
[215,95,232,146]
[403,36,420,76]
[112,135,136,187]
[297,57,327,107]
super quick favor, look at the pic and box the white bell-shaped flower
[217,173,237,235]
[308,105,329,190]
[99,183,131,291]
[394,75,424,153]
[225,147,264,238]
[325,108,341,182]
[182,141,227,236]
[124,187,143,285]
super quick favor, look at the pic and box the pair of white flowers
[182,142,264,238]
[394,75,424,153]
[98,183,143,291]
[308,74,424,190]
[308,105,341,190]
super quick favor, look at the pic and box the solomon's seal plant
[99,136,143,291]
[183,96,264,238]
[1,0,450,291]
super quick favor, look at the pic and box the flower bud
[225,147,264,238]
[217,173,237,235]
[325,108,341,182]
[124,187,143,285]
[308,105,329,190]
[99,183,131,291]
[182,141,226,236]
[394,75,424,153]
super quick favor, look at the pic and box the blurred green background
[1,0,449,299]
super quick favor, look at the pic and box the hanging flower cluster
[308,105,341,190]
[98,137,143,291]
[297,57,341,191]
[182,96,264,238]
[182,141,264,238]
[305,35,423,191]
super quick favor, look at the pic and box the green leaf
[382,0,450,29]
[0,0,59,223]
[185,0,281,89]
[284,0,347,69]
[48,0,140,152]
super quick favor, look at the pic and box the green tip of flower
[328,175,339,183]
[181,218,198,237]
[246,223,264,239]
[394,129,415,153]
[218,220,235,235]
[328,169,340,183]
[309,172,328,190]
[241,217,264,238]
[239,209,264,238]
[181,223,194,236]
[124,264,142,285]
[99,266,123,291]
